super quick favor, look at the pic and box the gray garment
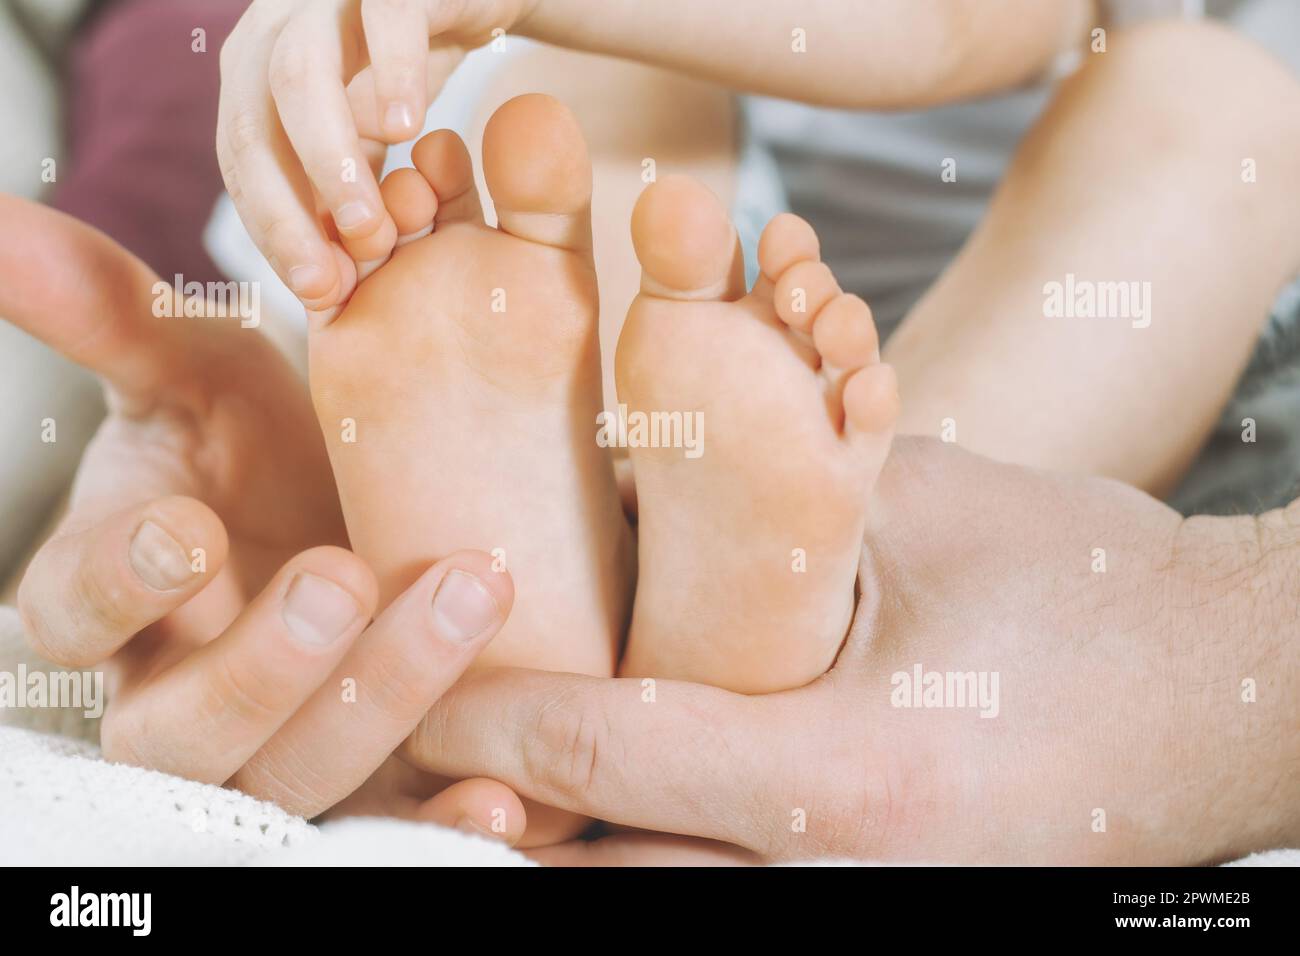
[735,0,1300,515]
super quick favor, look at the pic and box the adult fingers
[403,668,818,853]
[267,3,397,264]
[230,550,514,818]
[0,195,181,400]
[218,7,348,309]
[100,547,377,785]
[360,0,429,141]
[17,496,228,667]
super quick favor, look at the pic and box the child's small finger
[414,778,528,847]
[360,0,429,143]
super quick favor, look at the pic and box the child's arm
[519,0,1094,108]
[217,0,1091,315]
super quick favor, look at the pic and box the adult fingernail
[287,264,326,294]
[282,573,360,646]
[431,570,498,644]
[385,101,414,132]
[129,520,192,591]
[334,201,374,231]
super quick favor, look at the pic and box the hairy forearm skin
[1172,502,1300,860]
[518,0,1093,109]
[1247,501,1300,850]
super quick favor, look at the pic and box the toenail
[355,256,390,283]
[394,224,433,247]
[334,201,375,231]
[287,264,326,294]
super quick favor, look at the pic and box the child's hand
[217,0,539,315]
[4,196,519,829]
[216,0,1087,321]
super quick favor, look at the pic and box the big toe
[630,175,743,301]
[482,93,592,250]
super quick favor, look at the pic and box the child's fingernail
[455,816,498,840]
[334,201,374,231]
[129,520,192,591]
[282,573,359,646]
[431,570,499,644]
[287,264,326,294]
[385,101,414,132]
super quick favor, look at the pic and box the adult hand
[216,0,538,315]
[404,437,1300,864]
[3,196,524,834]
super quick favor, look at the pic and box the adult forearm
[518,0,1092,108]
[1257,500,1300,608]
[1174,503,1300,857]
[1243,503,1300,849]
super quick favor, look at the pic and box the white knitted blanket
[0,606,532,866]
[0,606,1295,867]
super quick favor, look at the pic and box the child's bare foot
[309,95,633,844]
[617,177,898,693]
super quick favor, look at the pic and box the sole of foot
[616,175,898,694]
[309,94,634,844]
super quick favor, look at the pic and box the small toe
[380,167,438,244]
[812,294,879,369]
[412,129,483,225]
[843,363,900,437]
[758,213,820,283]
[774,260,841,333]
